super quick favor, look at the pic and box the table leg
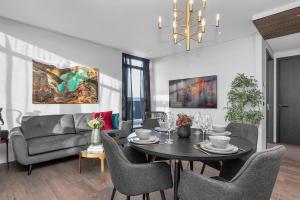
[79,154,81,173]
[6,140,9,170]
[174,160,180,200]
[100,157,105,175]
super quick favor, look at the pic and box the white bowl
[135,129,151,140]
[212,124,226,133]
[209,136,231,149]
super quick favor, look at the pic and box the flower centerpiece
[176,114,193,138]
[88,117,105,146]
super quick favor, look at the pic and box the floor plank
[0,144,299,200]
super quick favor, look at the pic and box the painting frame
[32,59,99,104]
[169,75,218,108]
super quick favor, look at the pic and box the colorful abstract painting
[169,75,217,108]
[32,60,99,104]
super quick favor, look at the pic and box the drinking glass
[200,114,210,144]
[165,112,175,144]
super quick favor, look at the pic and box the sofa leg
[28,164,32,175]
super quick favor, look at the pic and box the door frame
[266,50,274,144]
[276,54,300,143]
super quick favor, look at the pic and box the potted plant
[176,114,193,138]
[226,73,264,125]
[88,117,105,145]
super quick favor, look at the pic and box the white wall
[0,17,123,163]
[151,34,266,150]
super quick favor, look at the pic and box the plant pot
[91,129,101,145]
[177,125,191,138]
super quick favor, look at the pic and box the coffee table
[78,150,106,176]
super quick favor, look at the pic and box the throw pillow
[92,111,113,130]
[112,113,120,129]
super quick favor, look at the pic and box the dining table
[128,129,253,200]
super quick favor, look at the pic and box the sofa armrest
[10,127,29,165]
[120,120,132,137]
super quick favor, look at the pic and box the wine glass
[193,112,202,134]
[199,114,210,144]
[165,112,175,144]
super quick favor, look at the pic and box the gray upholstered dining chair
[142,118,160,129]
[178,145,286,200]
[201,122,258,179]
[102,133,173,200]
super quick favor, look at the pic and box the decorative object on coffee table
[176,114,193,138]
[88,117,105,145]
[226,73,263,125]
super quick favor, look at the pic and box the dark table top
[128,130,253,161]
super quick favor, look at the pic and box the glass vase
[91,129,101,146]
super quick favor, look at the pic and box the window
[122,54,151,128]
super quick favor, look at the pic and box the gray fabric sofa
[10,113,132,175]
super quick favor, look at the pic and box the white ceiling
[268,33,300,54]
[0,0,297,59]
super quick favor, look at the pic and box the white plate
[154,127,168,132]
[208,130,232,136]
[200,143,238,154]
[130,136,160,144]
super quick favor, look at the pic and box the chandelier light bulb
[173,33,178,44]
[198,10,202,22]
[198,32,203,43]
[216,13,220,27]
[189,0,194,12]
[158,16,162,29]
[201,18,206,33]
[173,20,177,34]
[202,0,206,8]
[173,0,178,11]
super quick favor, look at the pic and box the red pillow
[92,111,113,130]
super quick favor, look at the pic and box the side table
[79,150,106,177]
[0,130,9,170]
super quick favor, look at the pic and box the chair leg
[143,194,146,200]
[126,196,130,200]
[200,163,206,174]
[190,161,193,171]
[111,187,116,200]
[28,164,32,175]
[179,161,183,171]
[160,190,166,200]
[146,193,150,200]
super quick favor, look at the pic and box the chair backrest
[143,118,160,129]
[226,123,258,154]
[101,133,132,194]
[145,111,166,120]
[231,145,286,200]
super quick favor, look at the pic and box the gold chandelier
[158,0,220,51]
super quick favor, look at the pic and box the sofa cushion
[21,115,76,139]
[73,113,93,133]
[27,134,88,155]
[112,113,120,129]
[93,111,113,130]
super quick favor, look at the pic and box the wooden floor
[0,144,299,200]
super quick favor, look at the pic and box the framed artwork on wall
[32,60,99,104]
[169,75,217,108]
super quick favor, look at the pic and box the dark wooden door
[279,56,300,145]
